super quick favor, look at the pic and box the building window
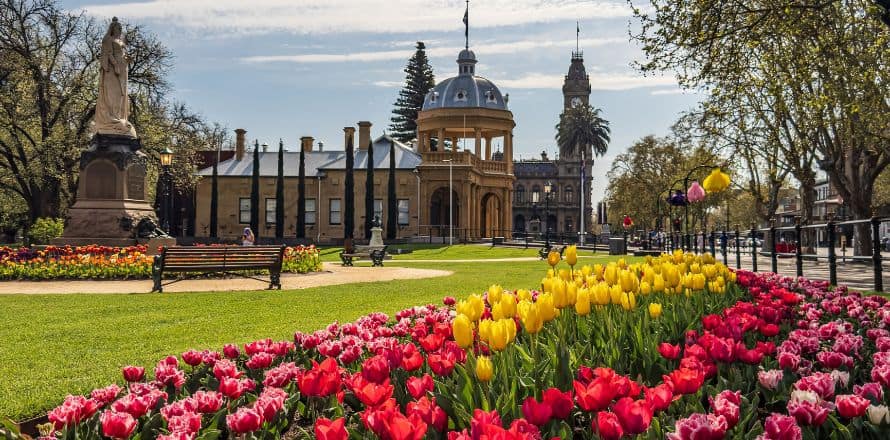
[486,90,497,103]
[430,91,438,104]
[565,185,573,203]
[305,199,316,225]
[565,217,573,232]
[329,199,341,225]
[550,185,558,201]
[374,199,384,223]
[239,198,250,224]
[265,199,276,224]
[531,185,541,203]
[516,185,525,203]
[455,89,468,102]
[398,199,410,225]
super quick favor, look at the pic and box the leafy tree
[250,140,260,238]
[344,132,355,241]
[387,140,397,240]
[364,139,375,239]
[555,104,611,163]
[389,42,435,143]
[275,139,284,239]
[297,147,306,239]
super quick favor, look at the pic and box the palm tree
[555,104,611,161]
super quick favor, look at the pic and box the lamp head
[160,147,174,166]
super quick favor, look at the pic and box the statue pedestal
[55,134,167,247]
[369,227,385,247]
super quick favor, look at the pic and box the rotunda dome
[421,49,507,111]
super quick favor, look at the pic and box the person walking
[241,227,255,246]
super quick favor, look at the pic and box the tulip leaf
[195,430,221,440]
[139,412,163,440]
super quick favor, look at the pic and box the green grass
[0,248,629,421]
[318,243,572,262]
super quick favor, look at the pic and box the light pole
[159,146,174,233]
[443,158,453,246]
[544,180,553,249]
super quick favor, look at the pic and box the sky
[64,0,701,200]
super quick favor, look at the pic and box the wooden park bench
[340,245,388,267]
[151,245,286,293]
[538,245,566,260]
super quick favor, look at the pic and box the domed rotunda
[415,47,516,240]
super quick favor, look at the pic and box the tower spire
[463,0,469,50]
[576,20,580,54]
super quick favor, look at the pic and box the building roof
[197,135,420,177]
[514,160,557,177]
[421,49,507,111]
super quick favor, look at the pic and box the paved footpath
[0,264,451,295]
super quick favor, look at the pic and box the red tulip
[521,396,553,427]
[707,336,735,363]
[658,342,681,360]
[223,343,240,359]
[226,407,263,434]
[760,323,780,337]
[419,333,445,352]
[666,368,705,395]
[246,352,275,370]
[595,411,624,440]
[574,378,618,412]
[711,390,741,428]
[122,366,145,382]
[353,377,394,408]
[181,349,204,366]
[542,387,573,419]
[762,413,802,440]
[645,384,674,413]
[666,413,728,440]
[212,359,242,380]
[835,394,870,419]
[470,409,502,439]
[192,390,223,413]
[315,417,348,440]
[254,387,288,423]
[613,397,653,434]
[362,355,392,383]
[406,396,448,432]
[401,344,424,371]
[406,374,434,399]
[299,358,342,397]
[427,353,456,377]
[100,410,137,439]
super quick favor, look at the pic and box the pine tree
[297,147,306,239]
[209,159,218,238]
[345,133,355,241]
[275,139,285,239]
[389,42,435,143]
[364,139,375,239]
[250,140,260,239]
[387,140,397,240]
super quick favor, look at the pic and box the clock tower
[562,50,591,111]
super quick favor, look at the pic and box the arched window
[486,90,497,103]
[515,185,525,203]
[565,185,573,203]
[455,89,468,102]
[550,185,558,201]
[565,216,573,232]
[531,185,541,204]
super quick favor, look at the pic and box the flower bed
[0,245,321,280]
[17,249,890,439]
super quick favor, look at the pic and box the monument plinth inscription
[56,18,173,248]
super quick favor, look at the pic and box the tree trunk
[797,172,816,254]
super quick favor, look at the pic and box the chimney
[235,128,246,160]
[261,142,268,153]
[318,141,324,152]
[358,121,372,150]
[344,126,356,150]
[300,136,314,152]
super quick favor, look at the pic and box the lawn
[316,242,593,262]
[0,251,628,421]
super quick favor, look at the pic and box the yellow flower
[492,294,517,320]
[592,282,610,305]
[581,265,592,277]
[609,284,623,305]
[518,300,543,333]
[620,292,637,311]
[547,250,561,267]
[693,273,706,290]
[452,314,474,349]
[475,356,493,382]
[604,264,618,286]
[575,287,591,316]
[639,281,652,295]
[456,294,485,322]
[485,319,513,351]
[593,264,604,281]
[488,284,503,305]
[648,303,663,319]
[565,245,578,266]
[619,270,636,293]
[566,282,578,306]
[516,289,532,301]
[536,293,559,322]
[702,168,730,193]
[653,274,665,293]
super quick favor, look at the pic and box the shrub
[28,218,64,245]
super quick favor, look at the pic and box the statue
[94,17,136,138]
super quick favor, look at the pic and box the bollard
[794,221,803,278]
[750,224,758,272]
[721,230,728,265]
[872,217,883,292]
[827,219,837,286]
[735,227,741,269]
[709,230,716,256]
[770,220,778,274]
[593,234,597,254]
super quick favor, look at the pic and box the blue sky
[65,0,700,199]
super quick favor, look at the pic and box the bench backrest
[159,246,285,272]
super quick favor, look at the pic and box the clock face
[571,97,583,108]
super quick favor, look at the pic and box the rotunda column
[505,130,514,174]
[437,128,445,152]
[484,136,492,160]
[474,128,482,157]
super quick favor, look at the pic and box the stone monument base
[369,227,384,247]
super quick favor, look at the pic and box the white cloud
[79,0,631,35]
[371,80,402,88]
[650,88,686,95]
[495,73,677,91]
[241,37,625,64]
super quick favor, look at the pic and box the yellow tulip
[620,292,637,311]
[653,274,665,293]
[566,282,578,306]
[488,284,503,305]
[516,289,532,301]
[581,265,592,277]
[648,303,663,319]
[593,264,604,281]
[552,280,568,308]
[475,356,493,382]
[592,282,610,305]
[609,284,623,305]
[639,281,652,295]
[565,245,578,266]
[575,288,591,316]
[619,270,636,293]
[484,319,513,351]
[547,250,561,267]
[604,264,618,286]
[617,258,627,269]
[537,293,559,322]
[518,300,543,333]
[693,273,706,290]
[457,294,485,322]
[558,269,570,281]
[452,314,474,348]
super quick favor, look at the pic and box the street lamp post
[159,146,174,233]
[443,158,453,246]
[544,180,553,249]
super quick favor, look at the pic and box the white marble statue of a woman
[93,17,136,138]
